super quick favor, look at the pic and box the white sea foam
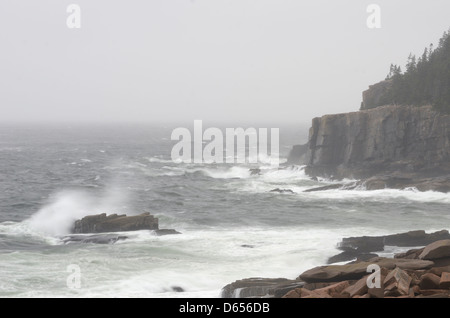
[25,187,130,236]
[297,187,450,204]
[196,166,252,179]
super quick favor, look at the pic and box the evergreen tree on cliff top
[382,28,450,113]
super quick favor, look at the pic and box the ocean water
[1,123,450,298]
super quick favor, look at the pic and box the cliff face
[293,105,450,183]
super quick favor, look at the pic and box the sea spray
[26,186,131,236]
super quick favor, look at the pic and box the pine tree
[376,29,450,113]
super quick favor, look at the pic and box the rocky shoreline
[287,105,450,193]
[221,230,450,298]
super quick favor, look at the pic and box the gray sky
[0,0,449,125]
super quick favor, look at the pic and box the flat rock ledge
[67,212,180,243]
[328,230,450,264]
[221,234,450,298]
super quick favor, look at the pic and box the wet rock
[419,273,441,290]
[303,184,343,192]
[299,258,433,283]
[330,230,450,263]
[327,251,378,264]
[171,286,184,292]
[61,234,128,244]
[385,230,450,247]
[154,229,181,236]
[221,278,304,298]
[223,233,450,298]
[269,188,295,194]
[72,212,159,234]
[338,236,384,253]
[394,248,424,259]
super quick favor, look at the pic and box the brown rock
[299,258,433,283]
[430,257,450,267]
[439,272,450,289]
[282,289,302,298]
[419,273,441,290]
[343,276,369,298]
[221,277,302,298]
[416,293,450,298]
[302,282,339,290]
[419,240,450,260]
[368,287,384,298]
[299,289,332,298]
[430,265,450,276]
[417,289,450,297]
[412,285,421,296]
[383,267,412,296]
[314,281,351,297]
[394,248,424,259]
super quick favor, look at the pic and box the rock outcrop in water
[288,104,450,192]
[72,212,159,233]
[71,212,180,239]
[327,230,450,264]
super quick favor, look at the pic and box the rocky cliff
[289,105,450,191]
[360,79,393,110]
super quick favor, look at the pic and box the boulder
[298,258,433,283]
[419,273,441,290]
[338,236,384,253]
[430,266,450,276]
[283,281,351,298]
[283,288,331,298]
[327,251,378,264]
[419,240,450,260]
[342,276,368,298]
[383,267,412,296]
[385,230,450,247]
[72,212,159,234]
[330,230,450,263]
[394,248,424,259]
[439,272,450,289]
[220,278,304,298]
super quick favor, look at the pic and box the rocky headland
[287,99,450,192]
[221,230,450,298]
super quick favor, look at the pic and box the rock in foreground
[221,237,450,298]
